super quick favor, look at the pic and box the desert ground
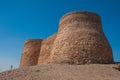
[0,63,120,80]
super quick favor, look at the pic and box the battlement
[20,11,113,67]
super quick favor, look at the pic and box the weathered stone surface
[50,11,113,64]
[20,39,42,67]
[37,33,57,64]
[20,11,114,67]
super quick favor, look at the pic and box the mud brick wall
[37,33,57,64]
[20,39,42,67]
[50,11,113,64]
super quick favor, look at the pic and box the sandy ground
[0,64,120,80]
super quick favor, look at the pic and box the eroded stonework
[20,39,42,67]
[20,11,113,67]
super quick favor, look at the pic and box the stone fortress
[20,11,113,67]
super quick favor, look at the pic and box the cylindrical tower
[20,39,42,67]
[37,33,57,64]
[50,11,113,64]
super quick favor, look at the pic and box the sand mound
[0,64,120,80]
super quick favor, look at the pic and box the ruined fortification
[20,11,113,67]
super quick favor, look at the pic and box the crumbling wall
[20,39,42,67]
[37,33,57,64]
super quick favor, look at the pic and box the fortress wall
[37,33,57,64]
[20,39,42,67]
[50,11,113,64]
[19,11,114,67]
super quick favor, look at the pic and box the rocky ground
[0,64,120,80]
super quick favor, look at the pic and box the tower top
[61,11,100,20]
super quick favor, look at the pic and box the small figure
[11,65,13,70]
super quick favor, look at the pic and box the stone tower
[20,11,113,67]
[20,39,42,67]
[50,11,113,64]
[37,33,57,64]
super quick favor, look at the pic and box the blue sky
[0,0,120,72]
